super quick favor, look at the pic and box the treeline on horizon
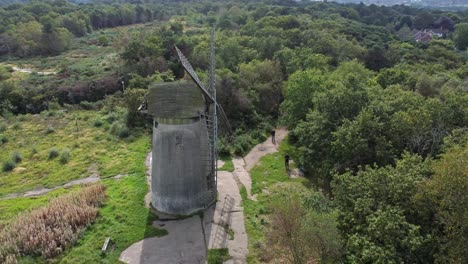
[1,0,468,56]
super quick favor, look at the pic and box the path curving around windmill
[119,128,288,264]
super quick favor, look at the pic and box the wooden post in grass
[101,237,111,255]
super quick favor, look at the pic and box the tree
[268,187,342,264]
[239,59,283,117]
[42,28,72,55]
[419,143,468,263]
[280,68,327,127]
[454,23,468,51]
[333,154,433,263]
[124,88,146,127]
[11,21,42,56]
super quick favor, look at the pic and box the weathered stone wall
[151,119,214,215]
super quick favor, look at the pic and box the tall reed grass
[0,184,106,263]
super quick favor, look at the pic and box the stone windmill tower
[141,30,231,215]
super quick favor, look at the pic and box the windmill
[140,29,231,215]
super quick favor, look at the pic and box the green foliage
[207,248,230,264]
[118,126,130,139]
[60,149,70,164]
[281,68,327,127]
[45,126,55,134]
[454,23,468,50]
[123,88,146,128]
[11,151,21,163]
[0,66,11,81]
[48,148,59,160]
[0,122,6,132]
[218,155,234,172]
[93,119,103,127]
[0,134,7,145]
[268,189,342,263]
[417,144,468,263]
[333,154,433,263]
[2,160,15,172]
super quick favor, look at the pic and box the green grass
[0,110,148,197]
[218,155,234,172]
[54,175,167,263]
[0,108,168,263]
[207,248,231,264]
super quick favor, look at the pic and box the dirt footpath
[234,128,288,199]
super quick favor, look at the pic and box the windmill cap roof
[147,81,206,119]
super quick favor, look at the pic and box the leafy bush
[12,123,21,130]
[232,133,256,156]
[0,184,106,262]
[60,149,70,164]
[45,126,55,134]
[48,148,59,160]
[105,113,117,124]
[207,248,230,264]
[79,101,94,110]
[12,152,22,163]
[2,160,15,172]
[118,126,130,138]
[0,122,7,132]
[93,119,103,127]
[0,134,7,145]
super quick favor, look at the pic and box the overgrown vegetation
[0,184,106,263]
[207,248,231,264]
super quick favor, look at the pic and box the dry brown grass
[0,184,106,263]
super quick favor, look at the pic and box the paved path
[0,165,127,200]
[120,128,288,264]
[12,66,56,75]
[233,128,288,199]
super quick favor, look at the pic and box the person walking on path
[284,154,290,174]
[271,129,276,144]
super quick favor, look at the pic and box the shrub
[118,126,130,138]
[105,113,117,124]
[60,149,70,164]
[30,148,38,158]
[0,184,106,262]
[0,122,7,132]
[48,148,59,160]
[12,152,22,163]
[12,123,21,130]
[109,122,119,135]
[0,134,7,145]
[93,119,103,127]
[79,101,93,110]
[207,248,230,264]
[2,160,15,172]
[45,126,55,134]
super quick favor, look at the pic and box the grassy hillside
[0,108,168,263]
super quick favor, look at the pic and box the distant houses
[412,29,447,43]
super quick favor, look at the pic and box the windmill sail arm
[216,103,232,134]
[174,45,214,104]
